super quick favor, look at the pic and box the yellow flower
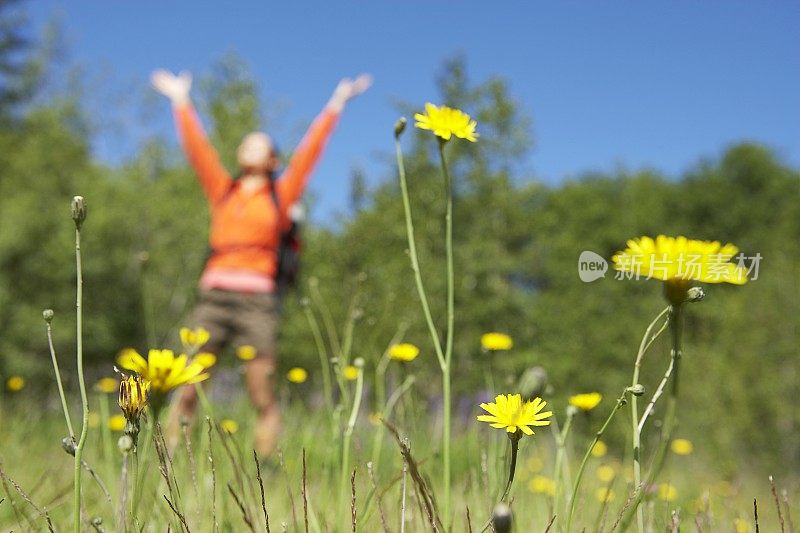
[236,345,257,361]
[671,438,694,455]
[287,367,308,384]
[480,332,513,351]
[734,518,750,533]
[596,465,616,483]
[118,375,150,421]
[596,487,615,503]
[414,103,478,142]
[569,392,602,411]
[388,343,419,362]
[343,365,360,381]
[526,456,544,473]
[612,235,748,286]
[88,412,100,428]
[591,440,608,457]
[528,475,556,496]
[220,419,239,434]
[6,376,24,392]
[477,394,552,436]
[658,483,678,502]
[117,348,212,394]
[95,377,118,394]
[108,414,126,432]
[180,326,210,350]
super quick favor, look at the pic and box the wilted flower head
[569,392,603,411]
[477,394,552,436]
[388,343,419,362]
[481,332,513,351]
[414,103,478,142]
[117,348,213,394]
[118,375,150,422]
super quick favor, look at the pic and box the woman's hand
[151,69,192,105]
[327,74,373,112]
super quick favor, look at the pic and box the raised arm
[276,74,372,208]
[151,69,232,204]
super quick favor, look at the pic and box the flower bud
[686,286,705,303]
[118,434,134,453]
[62,437,77,456]
[354,357,365,369]
[491,502,513,533]
[42,309,54,323]
[71,196,87,229]
[626,384,646,396]
[394,117,407,139]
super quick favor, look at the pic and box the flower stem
[629,306,670,533]
[566,390,627,533]
[45,314,75,439]
[438,138,456,529]
[339,366,364,527]
[73,225,90,533]
[499,434,521,502]
[552,409,575,523]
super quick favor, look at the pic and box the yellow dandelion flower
[477,394,552,436]
[658,483,678,502]
[118,375,150,421]
[480,332,513,351]
[596,487,615,503]
[528,475,556,496]
[180,326,210,350]
[343,365,360,381]
[117,348,211,394]
[95,377,118,394]
[220,419,239,434]
[612,235,749,289]
[569,392,602,411]
[236,345,257,361]
[287,367,308,384]
[6,376,24,392]
[591,440,608,457]
[596,465,616,483]
[108,414,126,432]
[671,438,694,455]
[193,352,217,368]
[388,343,419,362]
[734,518,750,533]
[414,103,478,142]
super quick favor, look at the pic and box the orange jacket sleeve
[174,101,233,204]
[275,107,340,211]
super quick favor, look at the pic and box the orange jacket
[174,101,339,283]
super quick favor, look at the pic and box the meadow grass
[0,383,794,531]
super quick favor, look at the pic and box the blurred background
[0,1,797,475]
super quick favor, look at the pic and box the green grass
[0,379,794,531]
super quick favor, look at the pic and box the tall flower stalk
[394,104,477,527]
[612,235,749,529]
[71,196,89,533]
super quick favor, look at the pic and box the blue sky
[28,1,800,223]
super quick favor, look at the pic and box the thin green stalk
[371,374,415,468]
[566,390,628,533]
[73,218,90,533]
[304,306,334,414]
[629,306,670,533]
[438,139,455,529]
[98,393,114,483]
[393,134,445,370]
[308,278,343,360]
[338,363,364,526]
[44,311,75,439]
[552,409,575,527]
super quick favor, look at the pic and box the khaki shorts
[186,289,279,357]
